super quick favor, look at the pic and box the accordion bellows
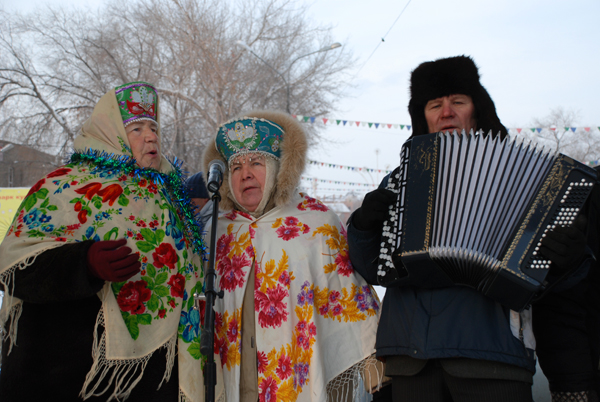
[378,131,596,311]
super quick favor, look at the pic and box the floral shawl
[0,88,212,401]
[211,192,381,402]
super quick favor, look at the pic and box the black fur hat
[408,55,507,138]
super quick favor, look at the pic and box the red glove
[87,239,141,282]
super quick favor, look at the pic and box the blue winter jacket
[347,173,537,373]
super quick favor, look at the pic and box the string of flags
[301,176,378,188]
[293,114,411,130]
[308,159,392,174]
[292,114,600,134]
[511,127,600,134]
[299,186,370,193]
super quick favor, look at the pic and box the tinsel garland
[69,149,208,269]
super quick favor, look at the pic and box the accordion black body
[377,132,597,311]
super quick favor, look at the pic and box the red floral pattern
[213,193,380,401]
[167,273,185,297]
[217,254,250,291]
[75,182,102,200]
[46,167,71,178]
[276,225,300,241]
[97,183,123,206]
[276,353,292,379]
[255,285,289,328]
[258,376,278,402]
[26,178,45,197]
[117,280,152,314]
[2,159,203,348]
[152,242,178,270]
[257,351,269,374]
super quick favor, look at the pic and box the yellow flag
[0,188,30,243]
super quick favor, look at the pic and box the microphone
[206,160,226,192]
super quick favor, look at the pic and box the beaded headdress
[115,81,158,127]
[215,117,284,165]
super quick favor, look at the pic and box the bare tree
[0,0,354,172]
[516,106,600,163]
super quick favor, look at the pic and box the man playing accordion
[347,55,595,402]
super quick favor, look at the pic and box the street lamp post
[236,40,341,113]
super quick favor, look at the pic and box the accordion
[377,131,597,311]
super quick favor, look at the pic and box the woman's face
[125,120,161,168]
[230,154,267,212]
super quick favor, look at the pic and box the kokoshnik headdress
[215,117,284,165]
[115,81,158,127]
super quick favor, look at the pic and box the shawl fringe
[79,307,177,401]
[326,355,385,402]
[0,247,61,355]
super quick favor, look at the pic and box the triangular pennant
[336,120,341,125]
[303,116,309,122]
[394,124,399,129]
[292,115,297,119]
[564,127,569,131]
[536,128,542,133]
[585,127,590,132]
[361,122,367,127]
[343,120,348,126]
[407,125,411,131]
[368,123,373,128]
[571,127,576,132]
[550,127,556,131]
[323,118,328,124]
[375,123,380,128]
[387,124,392,129]
[355,121,360,127]
[517,128,522,133]
[296,115,304,121]
[400,125,404,130]
[310,117,316,123]
[530,128,536,133]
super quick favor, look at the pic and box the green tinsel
[69,150,208,269]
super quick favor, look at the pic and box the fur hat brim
[408,55,507,138]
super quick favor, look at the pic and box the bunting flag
[290,114,599,134]
[301,176,378,188]
[308,160,392,174]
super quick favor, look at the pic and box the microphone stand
[196,189,224,402]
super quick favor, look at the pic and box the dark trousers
[390,360,533,402]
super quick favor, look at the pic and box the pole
[197,190,224,402]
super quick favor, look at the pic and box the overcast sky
[3,0,599,196]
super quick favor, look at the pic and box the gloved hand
[87,239,141,282]
[538,214,588,274]
[352,188,396,231]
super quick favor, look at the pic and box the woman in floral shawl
[202,110,383,402]
[0,82,212,401]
